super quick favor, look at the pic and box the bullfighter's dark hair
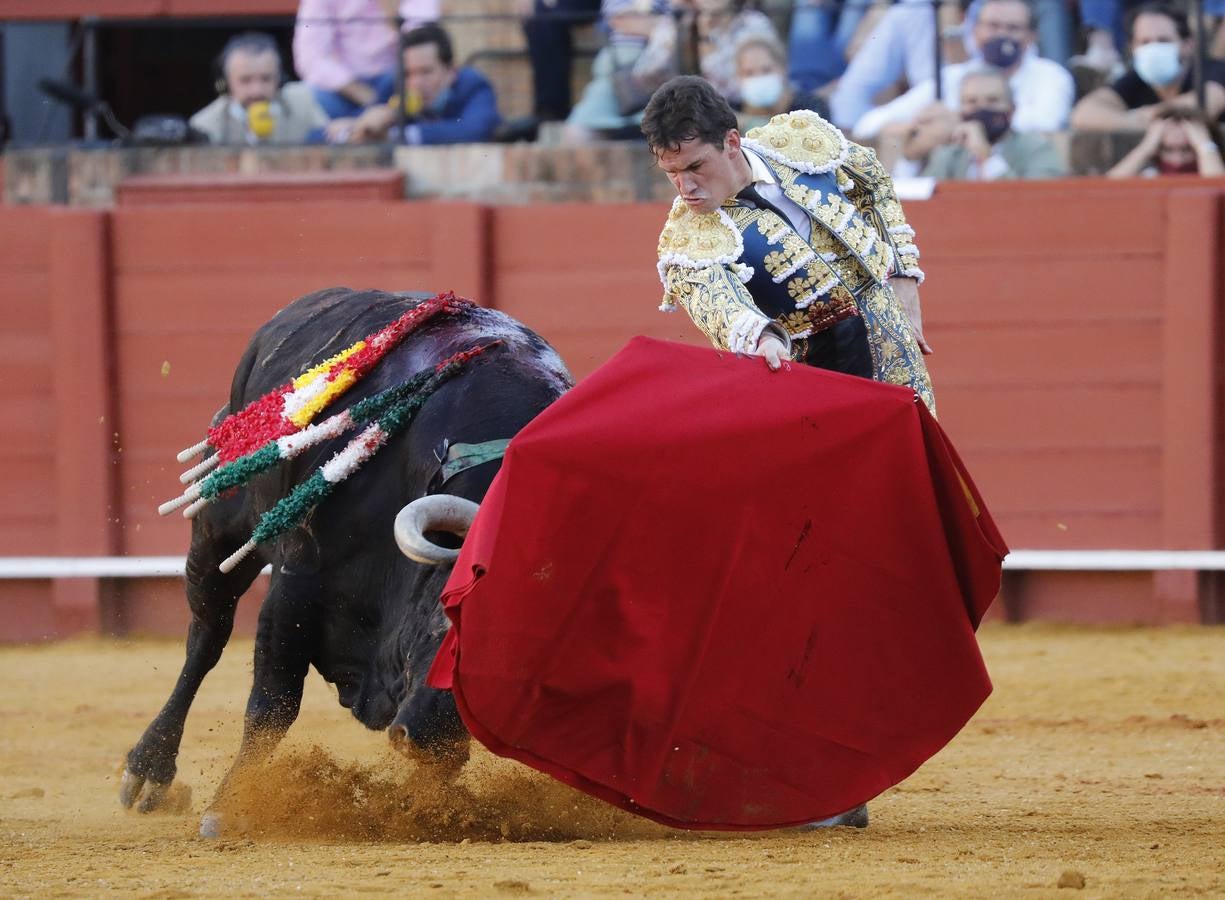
[403,22,455,67]
[1126,2,1190,40]
[640,76,739,155]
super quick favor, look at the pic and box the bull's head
[393,495,480,565]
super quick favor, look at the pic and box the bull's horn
[394,495,480,565]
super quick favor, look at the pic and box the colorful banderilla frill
[172,292,473,484]
[161,367,429,520]
[187,342,500,573]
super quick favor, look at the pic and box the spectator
[1072,0,1129,74]
[787,0,878,92]
[1073,0,1225,74]
[520,0,604,122]
[190,33,328,145]
[1106,105,1225,175]
[293,0,440,119]
[732,33,829,132]
[875,101,961,175]
[675,0,781,101]
[962,0,1076,66]
[923,67,1068,179]
[1071,3,1225,129]
[327,23,501,144]
[562,0,677,143]
[829,0,972,130]
[851,0,1074,141]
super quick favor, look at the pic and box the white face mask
[740,73,785,109]
[1132,41,1183,87]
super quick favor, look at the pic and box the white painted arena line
[1,552,1225,579]
[1002,551,1225,571]
[0,558,271,578]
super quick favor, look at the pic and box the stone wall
[4,145,393,207]
[3,141,676,206]
[1,132,1151,208]
[395,141,676,203]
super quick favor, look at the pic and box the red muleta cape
[427,336,1007,830]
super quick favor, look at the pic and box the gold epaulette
[656,198,743,271]
[741,110,849,176]
[655,199,754,311]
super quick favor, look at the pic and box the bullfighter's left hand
[891,276,932,355]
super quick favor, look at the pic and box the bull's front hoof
[120,768,170,813]
[387,724,468,780]
[120,769,193,814]
[199,811,224,839]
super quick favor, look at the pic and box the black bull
[120,288,572,820]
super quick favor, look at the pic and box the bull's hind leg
[120,529,264,813]
[200,541,321,837]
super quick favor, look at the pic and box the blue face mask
[962,108,1012,143]
[980,36,1023,69]
[1132,41,1183,87]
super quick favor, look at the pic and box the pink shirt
[293,0,440,92]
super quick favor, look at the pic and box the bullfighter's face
[656,130,751,214]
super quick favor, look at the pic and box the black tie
[736,183,789,225]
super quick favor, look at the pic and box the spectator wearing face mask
[673,0,782,102]
[851,0,1074,143]
[1106,105,1225,176]
[923,68,1067,180]
[732,34,829,132]
[828,0,974,131]
[1071,3,1225,130]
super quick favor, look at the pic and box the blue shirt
[404,66,501,145]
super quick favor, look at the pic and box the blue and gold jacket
[656,110,927,379]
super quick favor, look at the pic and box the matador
[644,76,936,414]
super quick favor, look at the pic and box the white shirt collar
[742,147,777,187]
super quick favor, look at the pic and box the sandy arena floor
[1,624,1222,897]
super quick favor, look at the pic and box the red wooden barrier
[0,183,1221,637]
[116,172,407,206]
[0,209,56,640]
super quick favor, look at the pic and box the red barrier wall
[0,209,56,640]
[0,209,55,557]
[909,180,1222,623]
[1,179,1221,637]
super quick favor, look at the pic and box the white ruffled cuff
[728,309,774,355]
